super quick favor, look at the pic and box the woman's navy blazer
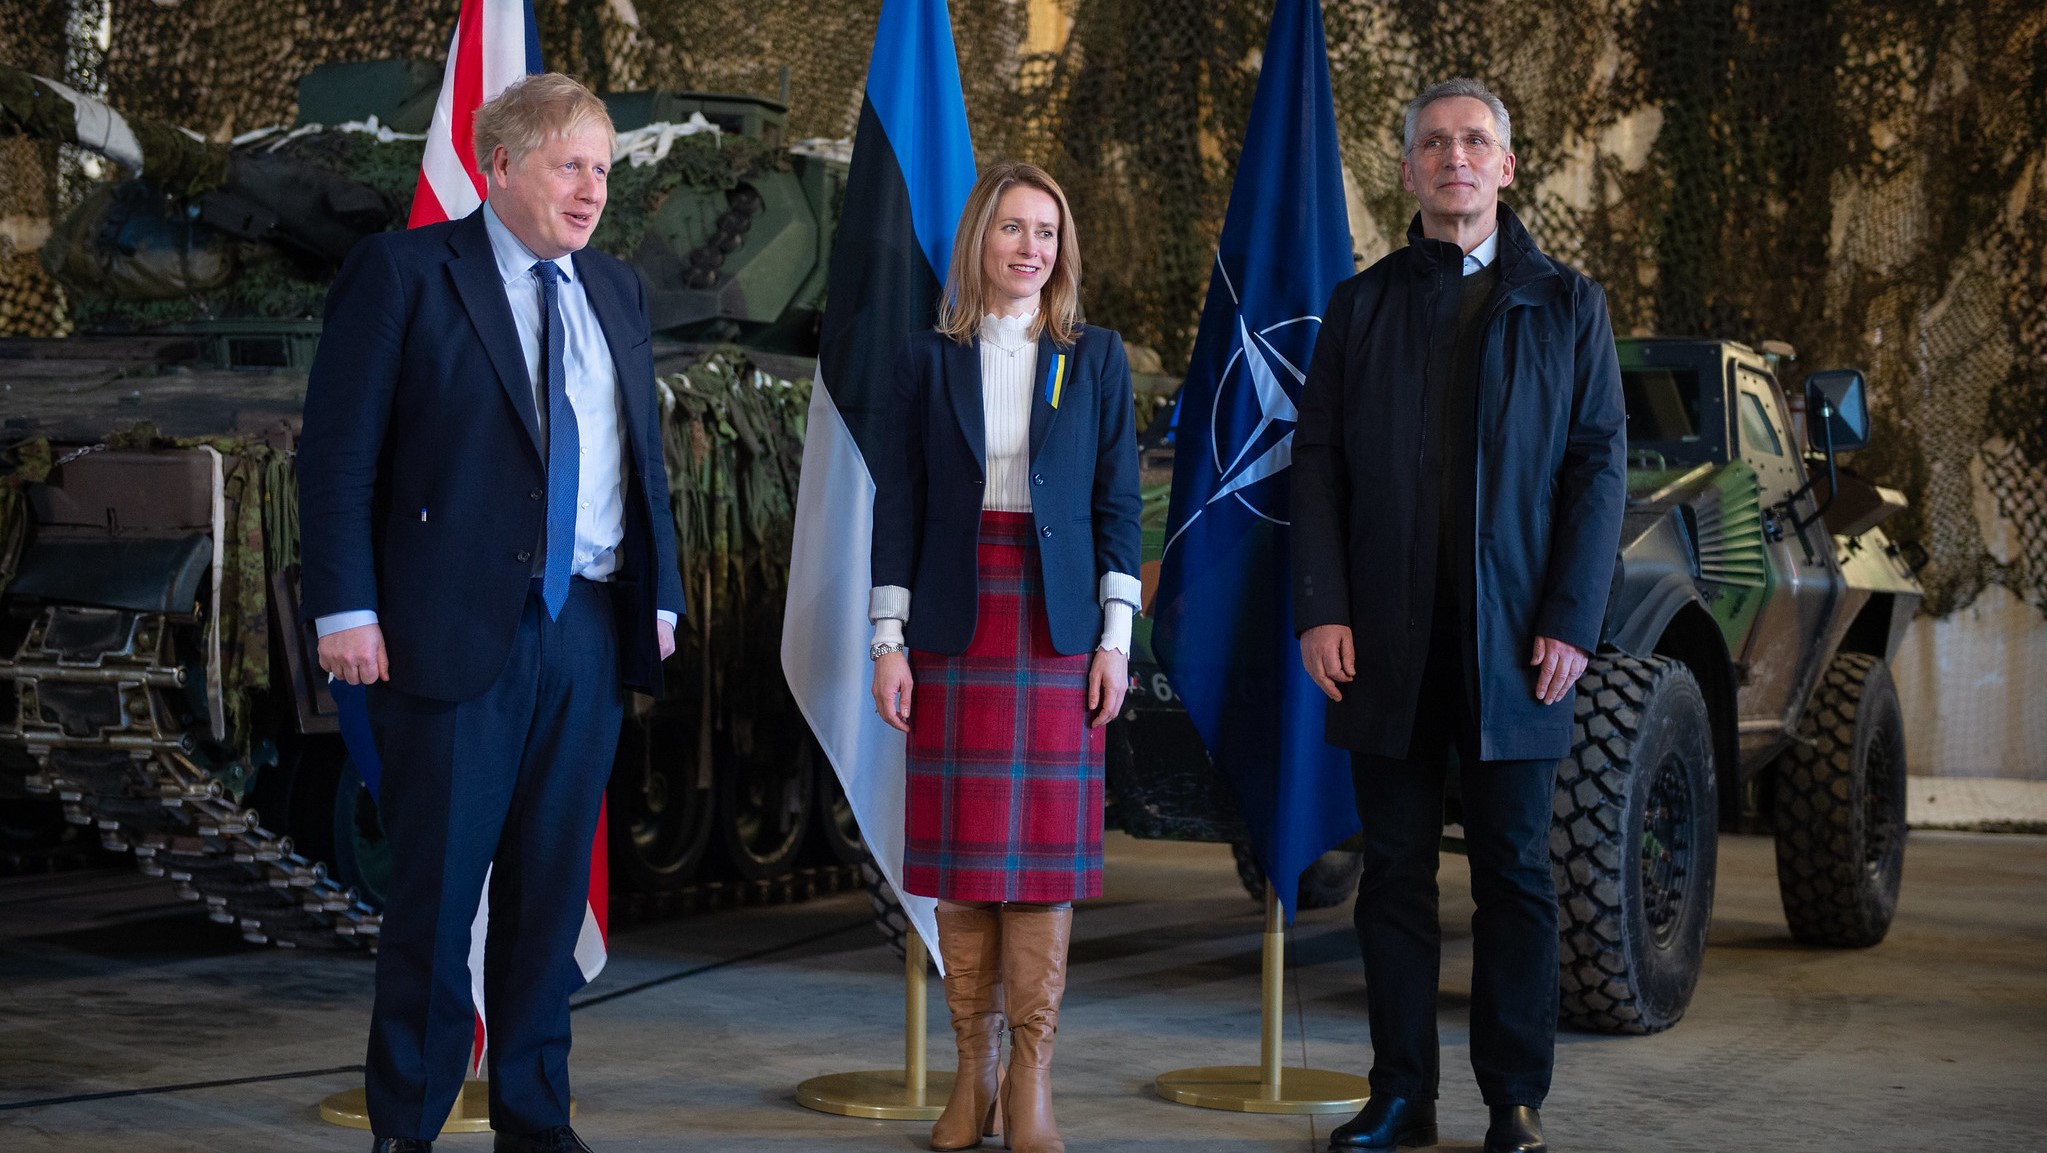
[871,323,1142,656]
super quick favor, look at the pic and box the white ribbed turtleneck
[978,310,1038,513]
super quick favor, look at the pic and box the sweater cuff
[869,585,910,622]
[871,617,905,649]
[1099,571,1142,611]
[1098,601,1133,655]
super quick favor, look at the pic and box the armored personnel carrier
[1110,336,1925,1034]
[0,62,859,946]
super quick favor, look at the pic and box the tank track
[4,604,381,949]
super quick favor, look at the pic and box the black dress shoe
[372,1140,431,1153]
[494,1127,594,1153]
[1328,1093,1439,1149]
[1484,1105,1546,1153]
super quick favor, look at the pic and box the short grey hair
[1402,78,1513,154]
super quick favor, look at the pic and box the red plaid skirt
[901,511,1103,902]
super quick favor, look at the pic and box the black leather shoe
[494,1127,594,1153]
[1484,1105,1547,1153]
[372,1140,431,1153]
[1328,1093,1438,1149]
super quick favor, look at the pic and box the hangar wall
[2,0,2040,776]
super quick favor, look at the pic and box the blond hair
[472,73,615,173]
[937,162,1083,347]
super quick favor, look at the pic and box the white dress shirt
[870,312,1137,656]
[316,201,675,637]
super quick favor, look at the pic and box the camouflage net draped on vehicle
[1,0,2042,624]
[656,348,811,721]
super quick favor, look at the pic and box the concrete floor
[2,830,2044,1153]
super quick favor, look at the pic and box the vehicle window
[1738,390,1783,457]
[1623,368,1701,443]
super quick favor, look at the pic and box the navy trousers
[1349,604,1560,1108]
[364,579,623,1139]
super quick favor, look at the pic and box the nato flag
[1150,0,1358,920]
[781,0,976,969]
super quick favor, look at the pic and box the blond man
[299,73,685,1153]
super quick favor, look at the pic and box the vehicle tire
[1771,652,1907,948]
[607,711,716,893]
[329,756,392,911]
[860,851,911,960]
[1230,840,1364,910]
[283,736,391,911]
[810,760,868,866]
[717,718,816,881]
[1552,654,1718,1035]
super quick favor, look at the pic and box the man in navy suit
[298,73,685,1153]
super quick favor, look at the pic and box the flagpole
[795,924,952,1119]
[1153,883,1368,1113]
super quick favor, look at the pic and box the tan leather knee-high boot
[998,904,1072,1153]
[931,906,1005,1150]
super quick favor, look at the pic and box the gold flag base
[1153,884,1368,1115]
[317,1082,576,1132]
[794,1069,956,1120]
[796,923,948,1121]
[1152,1064,1369,1115]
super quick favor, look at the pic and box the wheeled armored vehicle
[1109,336,1926,1033]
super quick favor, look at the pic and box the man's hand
[1300,624,1354,702]
[657,617,676,661]
[318,623,389,686]
[1087,648,1129,729]
[1530,635,1590,705]
[872,651,913,734]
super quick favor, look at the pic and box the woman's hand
[872,651,913,734]
[1087,648,1129,729]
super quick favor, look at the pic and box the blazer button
[530,489,543,501]
[516,550,532,562]
[1040,526,1052,539]
[1032,473,1044,486]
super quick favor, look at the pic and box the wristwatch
[870,641,907,661]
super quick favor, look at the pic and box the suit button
[1040,526,1052,539]
[516,550,532,562]
[530,489,542,501]
[1033,473,1044,486]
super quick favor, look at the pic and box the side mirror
[1804,369,1871,453]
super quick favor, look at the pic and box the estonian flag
[1150,0,1359,920]
[781,0,977,968]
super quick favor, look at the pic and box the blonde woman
[869,161,1141,1153]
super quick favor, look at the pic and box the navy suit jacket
[298,210,687,702]
[872,324,1141,655]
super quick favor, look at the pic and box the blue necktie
[535,260,578,620]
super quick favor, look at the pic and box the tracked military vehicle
[1109,336,1925,1035]
[0,62,859,947]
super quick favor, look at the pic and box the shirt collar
[1463,225,1500,275]
[482,200,575,287]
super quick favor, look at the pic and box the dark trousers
[1350,611,1559,1108]
[364,579,624,1139]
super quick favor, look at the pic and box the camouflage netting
[2,0,2042,624]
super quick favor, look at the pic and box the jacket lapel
[1028,329,1068,465]
[446,212,543,461]
[575,252,651,469]
[945,335,986,474]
